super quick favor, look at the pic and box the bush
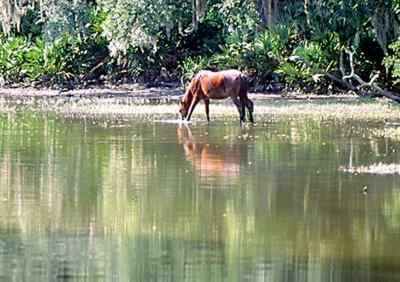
[0,4,109,87]
[0,33,109,87]
[384,41,400,87]
[180,56,211,82]
[180,29,288,84]
[277,39,336,87]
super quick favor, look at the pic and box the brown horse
[179,70,254,124]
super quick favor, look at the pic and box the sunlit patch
[339,163,400,175]
[156,119,192,124]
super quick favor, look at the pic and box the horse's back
[196,69,245,99]
[220,69,242,79]
[219,70,245,97]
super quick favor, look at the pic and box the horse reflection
[177,125,249,183]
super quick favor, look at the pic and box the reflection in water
[0,113,400,281]
[177,125,246,185]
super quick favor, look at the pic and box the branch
[342,49,355,81]
[322,49,400,102]
[81,57,109,81]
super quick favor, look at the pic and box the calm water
[1,107,400,281]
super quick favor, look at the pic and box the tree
[192,0,207,31]
[97,0,192,57]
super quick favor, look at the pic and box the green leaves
[180,56,210,82]
[98,0,191,56]
[0,37,30,84]
[384,41,400,86]
[0,32,107,86]
[180,28,285,84]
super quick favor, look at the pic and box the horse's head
[179,83,194,120]
[179,96,189,120]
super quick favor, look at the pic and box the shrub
[384,41,400,87]
[0,36,31,84]
[180,56,211,82]
[179,28,292,85]
[277,40,335,87]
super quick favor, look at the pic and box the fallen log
[317,49,400,102]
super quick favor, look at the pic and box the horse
[179,70,254,124]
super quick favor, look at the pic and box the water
[1,103,400,281]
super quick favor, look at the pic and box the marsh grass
[0,96,399,123]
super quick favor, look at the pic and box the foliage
[0,0,400,92]
[217,0,260,36]
[98,0,192,56]
[180,56,211,82]
[277,33,339,87]
[0,36,30,84]
[384,41,400,87]
[0,35,76,85]
[42,0,93,44]
[19,8,43,38]
[180,28,288,83]
[0,14,108,86]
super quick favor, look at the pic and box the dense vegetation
[1,0,400,95]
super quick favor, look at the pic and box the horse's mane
[183,75,202,102]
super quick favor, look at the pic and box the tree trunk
[267,0,272,26]
[304,0,310,26]
[192,0,197,31]
[258,0,278,27]
[192,0,206,31]
[273,0,279,25]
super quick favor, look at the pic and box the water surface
[1,101,400,281]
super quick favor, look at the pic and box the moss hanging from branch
[0,0,33,34]
[372,0,399,55]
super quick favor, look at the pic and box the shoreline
[0,85,359,102]
[1,85,400,126]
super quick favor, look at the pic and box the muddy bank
[0,85,358,102]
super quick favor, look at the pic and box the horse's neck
[184,91,193,103]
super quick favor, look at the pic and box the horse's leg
[238,73,252,124]
[204,98,210,122]
[239,97,247,124]
[232,96,245,125]
[186,96,200,121]
[245,98,254,123]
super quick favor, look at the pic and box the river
[0,97,400,281]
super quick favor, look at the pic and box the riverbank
[0,85,398,122]
[0,84,358,101]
